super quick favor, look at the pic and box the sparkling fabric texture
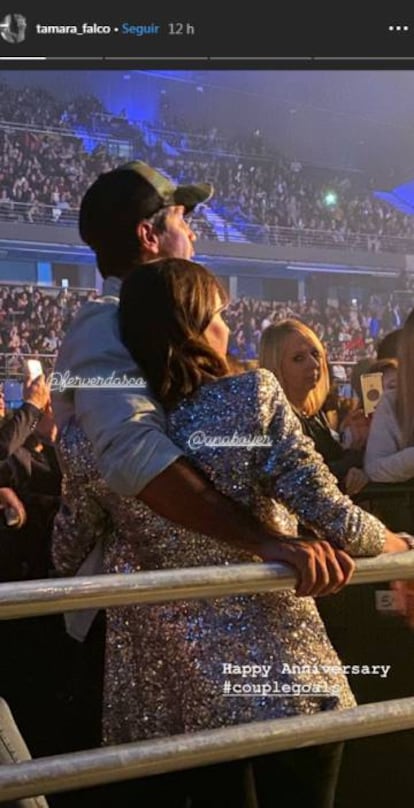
[53,369,387,745]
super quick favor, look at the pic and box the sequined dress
[53,369,386,744]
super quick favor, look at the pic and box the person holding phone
[0,373,61,581]
[0,368,65,763]
[0,374,50,464]
[25,358,43,383]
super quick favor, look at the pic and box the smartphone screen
[360,372,384,416]
[25,359,43,382]
[3,380,23,410]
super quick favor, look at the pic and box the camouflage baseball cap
[120,161,214,210]
[79,160,214,250]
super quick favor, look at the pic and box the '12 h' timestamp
[168,22,196,36]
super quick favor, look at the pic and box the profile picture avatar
[0,13,27,44]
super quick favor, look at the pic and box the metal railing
[0,118,133,151]
[0,281,95,293]
[1,697,414,802]
[141,123,275,159]
[210,218,414,253]
[1,553,414,620]
[0,200,78,226]
[1,352,56,382]
[0,200,414,255]
[0,553,414,801]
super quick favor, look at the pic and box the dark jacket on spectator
[0,403,61,497]
[0,403,61,581]
[298,409,364,488]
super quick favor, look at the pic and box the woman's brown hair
[369,357,398,376]
[259,319,330,416]
[119,258,230,409]
[396,308,414,447]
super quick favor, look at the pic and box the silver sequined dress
[53,369,386,744]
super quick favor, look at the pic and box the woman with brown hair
[259,319,368,497]
[365,309,414,483]
[56,259,411,808]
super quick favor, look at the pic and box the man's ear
[136,220,160,256]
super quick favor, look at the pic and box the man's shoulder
[54,295,130,372]
[58,295,116,341]
[68,295,119,331]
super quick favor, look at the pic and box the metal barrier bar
[0,552,413,620]
[0,697,414,802]
[0,199,412,253]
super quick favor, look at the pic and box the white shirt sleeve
[364,391,414,483]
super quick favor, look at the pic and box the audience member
[0,371,71,763]
[365,309,414,483]
[368,357,398,393]
[0,374,60,581]
[259,319,368,496]
[376,327,403,360]
[336,357,376,449]
[1,79,414,255]
[0,280,408,374]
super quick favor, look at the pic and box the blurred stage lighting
[323,191,338,207]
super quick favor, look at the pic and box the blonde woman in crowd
[259,319,368,497]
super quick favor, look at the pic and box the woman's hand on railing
[382,531,414,554]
